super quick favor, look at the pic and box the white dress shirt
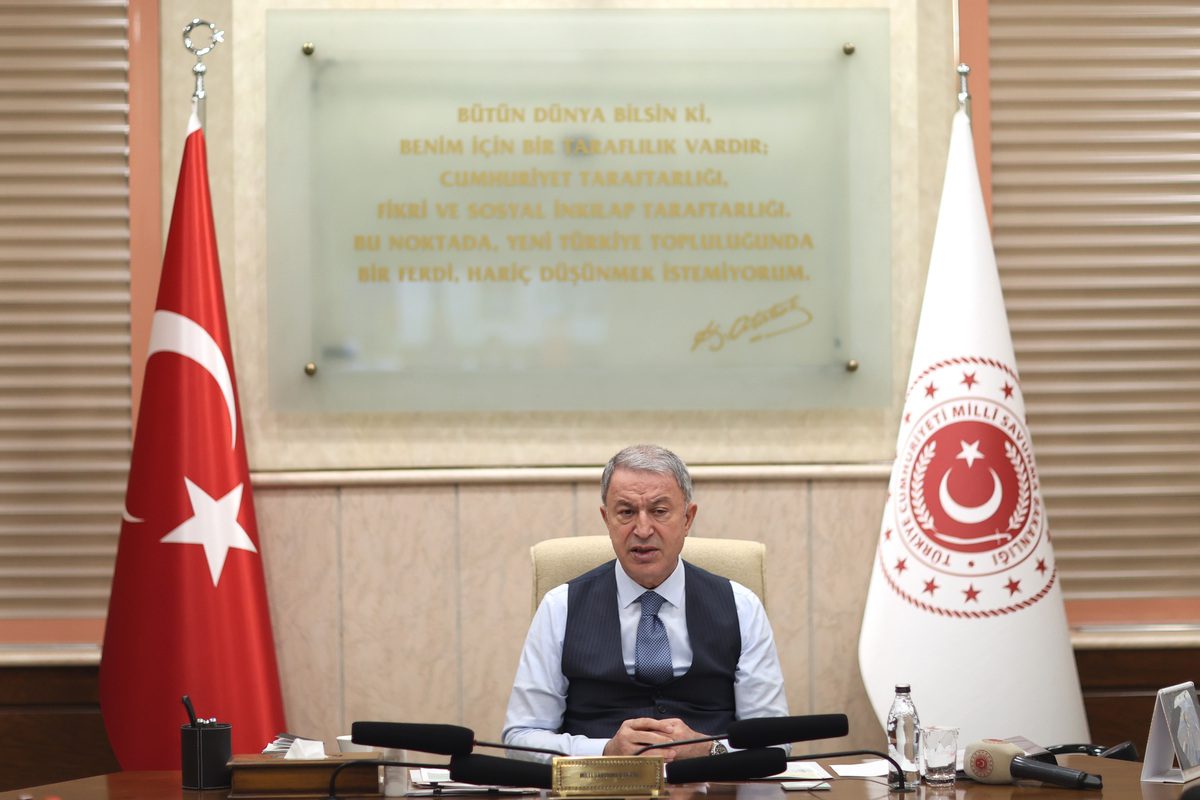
[502,559,789,758]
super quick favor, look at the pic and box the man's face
[601,467,697,589]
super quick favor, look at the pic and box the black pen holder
[181,722,232,789]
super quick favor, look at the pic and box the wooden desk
[0,758,1186,800]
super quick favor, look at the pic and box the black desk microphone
[634,713,850,755]
[351,720,566,758]
[666,748,788,783]
[448,753,554,789]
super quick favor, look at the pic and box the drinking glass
[922,726,958,785]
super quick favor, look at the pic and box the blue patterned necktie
[635,590,673,685]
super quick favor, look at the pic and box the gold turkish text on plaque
[551,756,665,797]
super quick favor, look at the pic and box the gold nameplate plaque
[551,756,665,797]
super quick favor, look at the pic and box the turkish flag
[100,109,286,769]
[857,109,1088,747]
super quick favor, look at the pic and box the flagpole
[957,63,972,119]
[182,18,224,129]
[952,0,973,121]
[952,0,961,65]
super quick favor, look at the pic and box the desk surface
[0,758,1187,800]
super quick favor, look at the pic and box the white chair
[530,535,767,613]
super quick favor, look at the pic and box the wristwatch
[710,741,728,756]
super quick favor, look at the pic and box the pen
[182,695,199,727]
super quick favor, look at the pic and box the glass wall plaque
[266,9,890,412]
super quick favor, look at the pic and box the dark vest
[560,560,740,738]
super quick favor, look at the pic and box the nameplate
[551,756,664,796]
[1141,681,1200,783]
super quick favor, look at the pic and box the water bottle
[886,683,921,787]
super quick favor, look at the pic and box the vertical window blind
[0,0,131,619]
[989,0,1200,599]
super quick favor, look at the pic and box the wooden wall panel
[0,666,119,791]
[1074,647,1200,752]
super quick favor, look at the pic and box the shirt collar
[615,557,685,609]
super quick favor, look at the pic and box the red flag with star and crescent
[100,108,286,769]
[857,109,1088,747]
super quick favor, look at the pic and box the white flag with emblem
[857,109,1089,747]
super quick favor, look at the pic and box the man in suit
[502,444,788,760]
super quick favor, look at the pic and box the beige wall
[256,472,890,752]
[153,0,955,470]
[156,0,955,755]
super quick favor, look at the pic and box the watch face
[710,742,728,756]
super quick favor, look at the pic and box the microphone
[352,721,474,755]
[448,753,554,789]
[729,714,849,749]
[351,720,566,758]
[634,714,850,755]
[963,739,1103,789]
[665,748,787,784]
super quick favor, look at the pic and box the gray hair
[600,444,694,505]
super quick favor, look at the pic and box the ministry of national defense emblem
[879,357,1056,617]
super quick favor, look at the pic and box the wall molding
[251,462,896,489]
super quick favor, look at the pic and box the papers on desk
[829,760,890,778]
[781,780,832,791]
[769,763,832,781]
[769,762,833,789]
[772,759,893,788]
[411,768,452,785]
[406,767,539,795]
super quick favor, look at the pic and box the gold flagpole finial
[957,63,971,118]
[182,19,224,129]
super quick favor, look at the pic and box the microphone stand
[633,715,851,756]
[634,734,721,755]
[328,757,447,800]
[473,738,567,758]
[789,750,915,794]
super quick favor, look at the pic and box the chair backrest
[530,535,767,613]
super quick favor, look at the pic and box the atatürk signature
[691,294,813,352]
